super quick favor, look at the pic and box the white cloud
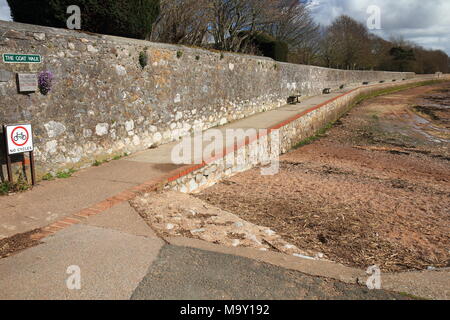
[309,0,450,54]
[0,0,11,21]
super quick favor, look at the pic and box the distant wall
[0,21,415,176]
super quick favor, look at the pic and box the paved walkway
[1,201,447,299]
[0,87,352,239]
[0,203,164,299]
[0,203,407,300]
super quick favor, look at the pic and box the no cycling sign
[5,124,34,155]
[2,123,36,186]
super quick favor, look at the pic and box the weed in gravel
[42,173,55,181]
[56,168,76,179]
[0,174,30,195]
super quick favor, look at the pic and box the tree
[389,46,415,72]
[314,16,450,73]
[368,35,393,71]
[263,0,321,65]
[7,0,160,40]
[264,0,319,48]
[151,0,319,60]
[151,0,209,45]
[207,0,273,52]
[241,32,289,61]
[320,15,372,70]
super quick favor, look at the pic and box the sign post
[2,125,13,183]
[2,124,36,186]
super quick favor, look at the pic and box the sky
[0,0,449,55]
[307,0,450,54]
[0,0,9,21]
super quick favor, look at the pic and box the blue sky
[1,0,449,54]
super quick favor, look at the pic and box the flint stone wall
[0,21,414,175]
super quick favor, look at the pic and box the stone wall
[0,21,415,176]
[165,80,434,194]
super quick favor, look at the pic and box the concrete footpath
[0,81,448,300]
[0,203,411,300]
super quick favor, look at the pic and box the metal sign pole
[29,151,36,186]
[2,125,13,183]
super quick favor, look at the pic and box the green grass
[56,168,76,179]
[93,159,104,167]
[41,173,55,181]
[94,152,129,166]
[1,173,31,195]
[0,181,12,195]
[42,168,77,181]
[350,80,447,107]
[113,152,129,161]
[0,181,29,195]
[398,292,429,300]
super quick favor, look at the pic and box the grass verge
[397,292,429,300]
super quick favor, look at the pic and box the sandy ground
[0,229,42,259]
[196,83,450,272]
[132,191,321,259]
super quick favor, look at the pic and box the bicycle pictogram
[13,131,27,142]
[10,126,30,147]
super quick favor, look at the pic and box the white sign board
[5,124,34,155]
[17,73,38,92]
